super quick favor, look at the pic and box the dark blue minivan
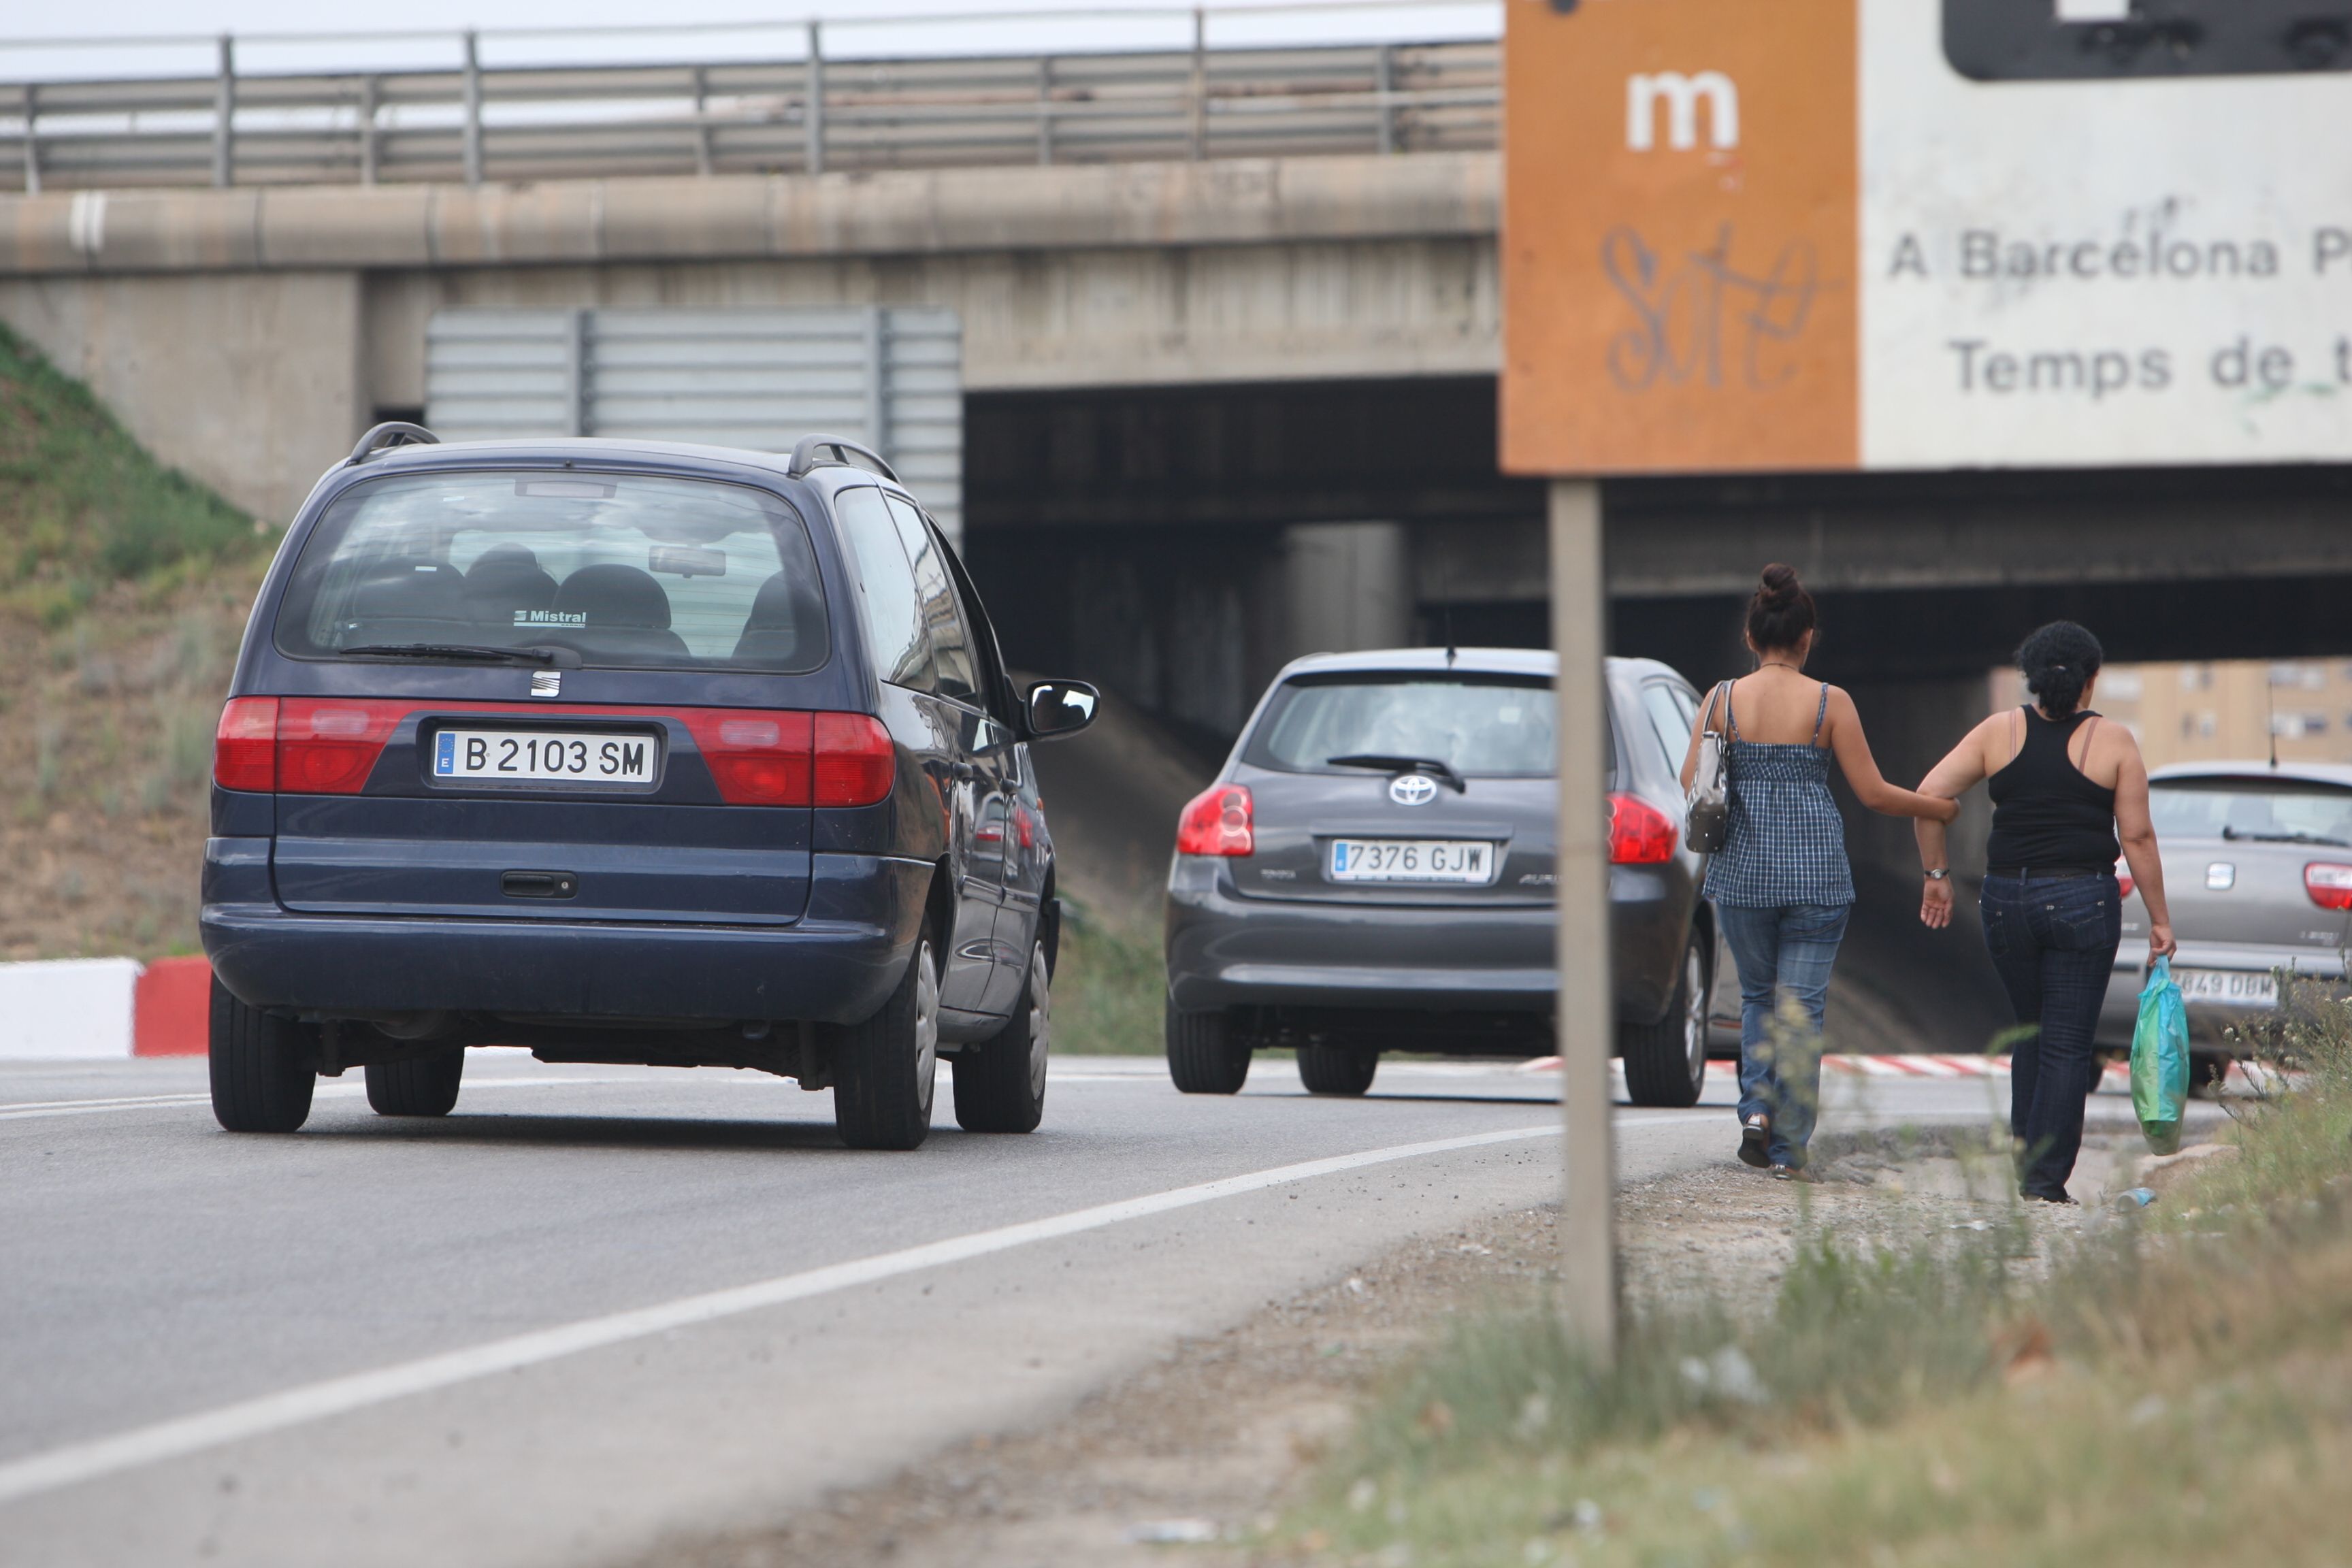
[203,426,1097,1150]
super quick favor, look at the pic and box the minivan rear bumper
[202,845,931,1025]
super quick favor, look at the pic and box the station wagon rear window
[1243,675,1556,777]
[2150,779,2352,847]
[273,471,830,673]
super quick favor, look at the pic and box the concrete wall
[0,272,360,525]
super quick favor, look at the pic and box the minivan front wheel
[1620,928,1710,1109]
[832,934,940,1150]
[209,979,316,1134]
[366,1047,466,1117]
[954,941,1051,1134]
[1166,1004,1251,1094]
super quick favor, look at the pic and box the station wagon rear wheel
[1296,1042,1378,1096]
[208,979,316,1134]
[1166,1004,1251,1094]
[954,941,1051,1134]
[366,1047,466,1117]
[1620,929,1709,1109]
[831,934,940,1150]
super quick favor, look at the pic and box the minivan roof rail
[787,434,899,484]
[346,421,441,466]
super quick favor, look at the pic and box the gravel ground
[634,1127,2152,1568]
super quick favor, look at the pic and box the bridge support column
[1281,522,1409,662]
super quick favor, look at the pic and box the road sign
[1503,0,2352,476]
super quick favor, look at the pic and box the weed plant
[1303,979,2352,1566]
[1051,896,1168,1055]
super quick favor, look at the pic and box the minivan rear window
[1243,675,1556,777]
[274,470,830,672]
[2150,779,2352,847]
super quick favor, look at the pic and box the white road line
[0,1076,664,1125]
[0,1118,1649,1506]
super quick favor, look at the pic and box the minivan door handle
[501,870,579,899]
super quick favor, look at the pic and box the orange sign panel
[1501,0,1858,476]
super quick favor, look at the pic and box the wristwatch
[1923,868,1950,881]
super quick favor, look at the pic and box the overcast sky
[1,0,1497,80]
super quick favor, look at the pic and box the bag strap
[1810,683,1831,748]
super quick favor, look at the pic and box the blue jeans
[1717,902,1850,1169]
[1980,872,2123,1200]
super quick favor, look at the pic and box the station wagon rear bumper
[201,840,932,1025]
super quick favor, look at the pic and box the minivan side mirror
[1024,679,1099,740]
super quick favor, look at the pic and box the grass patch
[1053,897,1166,1056]
[0,318,258,621]
[1297,982,2352,1565]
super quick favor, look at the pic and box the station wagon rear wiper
[2224,828,2352,848]
[342,643,581,668]
[1326,753,1467,793]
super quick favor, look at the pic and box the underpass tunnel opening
[962,377,2352,1051]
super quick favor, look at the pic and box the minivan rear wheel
[1166,1004,1250,1094]
[1296,1042,1378,1096]
[1621,929,1709,1109]
[831,934,940,1150]
[954,941,1050,1134]
[208,979,316,1134]
[366,1047,466,1117]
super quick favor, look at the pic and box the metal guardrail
[0,5,1499,193]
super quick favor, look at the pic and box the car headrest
[731,570,824,664]
[463,546,559,612]
[553,564,673,630]
[349,559,465,619]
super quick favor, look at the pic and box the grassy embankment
[1052,897,1168,1056]
[1301,985,2352,1566]
[0,321,267,959]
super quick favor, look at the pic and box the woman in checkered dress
[1680,565,1961,1176]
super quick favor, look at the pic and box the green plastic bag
[2132,956,2189,1156]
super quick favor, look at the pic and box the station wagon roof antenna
[2268,664,2279,770]
[1439,544,1457,666]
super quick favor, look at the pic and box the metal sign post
[1548,478,1616,1359]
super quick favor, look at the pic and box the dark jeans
[1980,872,2123,1200]
[1718,901,1851,1169]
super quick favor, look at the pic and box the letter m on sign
[1626,71,1740,150]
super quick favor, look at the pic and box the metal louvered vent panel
[425,305,964,541]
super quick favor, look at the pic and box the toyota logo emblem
[1388,774,1439,806]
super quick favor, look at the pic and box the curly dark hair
[2017,621,2104,717]
[1744,563,1817,655]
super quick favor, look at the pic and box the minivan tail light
[2306,862,2352,911]
[676,709,814,805]
[213,697,280,792]
[1608,793,1678,865]
[811,713,894,807]
[1176,784,1254,857]
[278,699,407,794]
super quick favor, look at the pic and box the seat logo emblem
[2206,862,2234,891]
[1389,774,1439,806]
[531,670,561,698]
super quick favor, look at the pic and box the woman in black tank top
[1910,623,2177,1204]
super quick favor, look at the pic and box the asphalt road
[0,1051,2197,1568]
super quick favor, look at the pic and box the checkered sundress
[1701,682,1855,909]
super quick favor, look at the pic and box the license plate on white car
[1327,840,1494,883]
[2175,969,2278,1007]
[431,729,657,785]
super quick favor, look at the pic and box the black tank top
[1986,708,2120,871]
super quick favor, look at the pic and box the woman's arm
[1913,721,1996,930]
[1678,682,1725,794]
[2111,732,2178,960]
[1824,687,1962,821]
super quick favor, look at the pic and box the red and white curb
[1516,1054,2264,1090]
[0,956,211,1060]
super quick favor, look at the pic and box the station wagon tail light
[677,710,815,805]
[1607,793,1678,866]
[812,713,895,808]
[278,699,408,794]
[2115,858,2135,900]
[2305,863,2352,911]
[1176,784,1254,857]
[212,697,280,792]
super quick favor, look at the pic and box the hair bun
[1758,563,1803,604]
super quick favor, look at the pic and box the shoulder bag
[1684,680,1734,855]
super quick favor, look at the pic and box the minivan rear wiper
[342,643,581,669]
[1326,753,1467,793]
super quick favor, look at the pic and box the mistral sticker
[513,610,587,627]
